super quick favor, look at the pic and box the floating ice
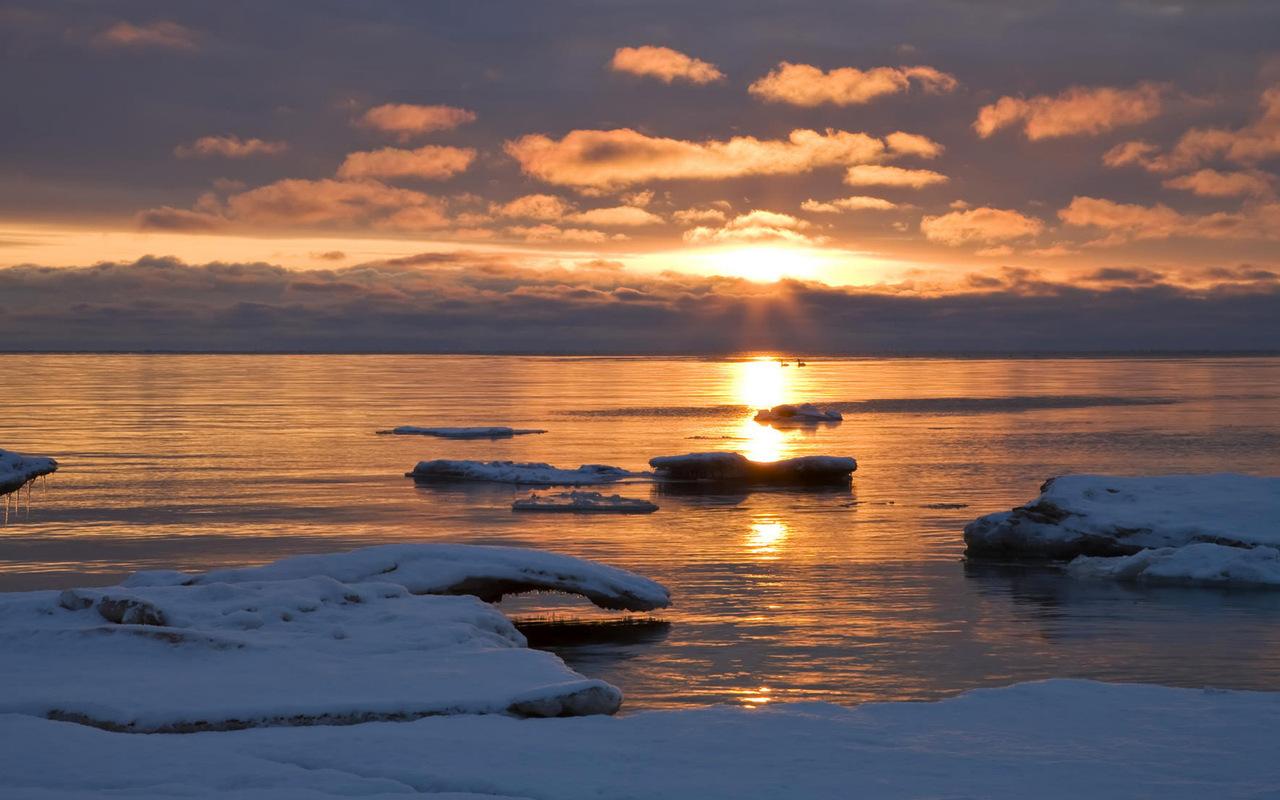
[513,491,658,514]
[964,474,1280,559]
[409,459,634,486]
[378,426,547,439]
[753,403,842,424]
[0,448,57,495]
[1068,542,1280,589]
[649,452,856,485]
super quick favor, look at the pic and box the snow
[175,543,671,612]
[753,402,843,424]
[0,448,57,494]
[2,680,1278,798]
[964,474,1280,559]
[1069,542,1280,588]
[408,459,634,486]
[512,490,658,514]
[0,576,621,733]
[378,426,546,438]
[650,452,857,485]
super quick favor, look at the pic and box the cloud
[748,62,956,106]
[920,207,1044,245]
[174,135,288,159]
[134,207,226,232]
[217,178,449,230]
[355,104,477,141]
[310,251,347,261]
[506,224,624,243]
[609,46,724,85]
[505,128,895,189]
[336,145,476,180]
[683,210,825,245]
[1058,196,1280,244]
[2,255,1277,354]
[885,131,944,159]
[567,206,664,226]
[1162,169,1274,198]
[844,165,948,187]
[974,82,1164,140]
[92,21,198,51]
[801,196,899,213]
[1104,85,1280,172]
[490,194,574,221]
[672,206,729,224]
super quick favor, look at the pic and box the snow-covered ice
[0,448,57,494]
[1069,542,1280,588]
[2,680,1278,799]
[0,544,670,733]
[512,490,658,514]
[378,426,547,438]
[964,474,1280,559]
[753,402,843,424]
[650,452,857,485]
[409,459,634,486]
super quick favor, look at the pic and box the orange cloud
[1163,169,1274,198]
[1104,85,1280,172]
[920,207,1044,245]
[356,104,476,142]
[134,206,226,232]
[672,206,729,224]
[844,165,948,188]
[93,21,198,51]
[609,46,724,85]
[885,131,944,159]
[748,62,956,106]
[506,128,894,189]
[683,210,825,245]
[507,224,624,243]
[490,194,574,220]
[221,179,448,229]
[975,82,1164,140]
[174,135,288,159]
[801,196,898,212]
[568,206,664,226]
[1058,196,1280,244]
[336,145,476,180]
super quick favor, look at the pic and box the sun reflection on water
[746,518,788,559]
[734,357,792,462]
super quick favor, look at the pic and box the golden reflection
[734,357,792,462]
[739,686,773,706]
[746,518,788,559]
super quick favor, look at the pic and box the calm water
[2,354,1279,710]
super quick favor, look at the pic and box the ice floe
[378,426,547,438]
[2,680,1277,799]
[964,474,1280,559]
[409,459,634,486]
[0,544,670,732]
[0,448,57,494]
[1068,542,1280,589]
[650,452,857,485]
[753,403,842,424]
[513,491,658,514]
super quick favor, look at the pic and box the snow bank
[753,403,842,424]
[1069,542,1280,588]
[177,543,671,612]
[513,491,658,514]
[409,459,633,486]
[3,680,1278,799]
[0,576,620,733]
[650,452,857,485]
[964,474,1280,559]
[378,426,546,438]
[0,448,57,494]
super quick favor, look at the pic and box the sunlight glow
[685,245,827,283]
[746,519,788,558]
[733,357,792,461]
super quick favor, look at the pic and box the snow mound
[164,543,671,612]
[409,459,633,486]
[1068,542,1280,588]
[0,448,57,494]
[379,426,547,438]
[650,452,856,485]
[513,491,658,514]
[753,403,842,424]
[964,474,1280,559]
[0,576,621,733]
[2,680,1278,799]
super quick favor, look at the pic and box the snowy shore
[2,680,1277,798]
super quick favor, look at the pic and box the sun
[690,245,826,283]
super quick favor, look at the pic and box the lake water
[2,354,1279,710]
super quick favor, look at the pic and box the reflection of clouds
[747,518,788,558]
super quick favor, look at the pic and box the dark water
[2,354,1279,710]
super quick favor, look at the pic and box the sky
[1,0,1279,352]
